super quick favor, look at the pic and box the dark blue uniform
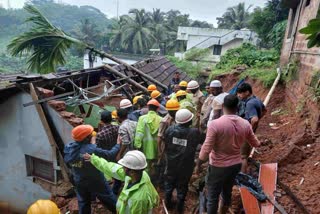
[64,142,120,214]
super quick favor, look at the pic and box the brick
[60,111,76,119]
[67,117,84,127]
[48,100,66,111]
[37,87,54,98]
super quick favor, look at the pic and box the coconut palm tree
[217,2,252,30]
[6,4,166,90]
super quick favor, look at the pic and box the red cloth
[199,115,260,167]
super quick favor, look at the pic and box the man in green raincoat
[134,99,162,178]
[83,150,159,214]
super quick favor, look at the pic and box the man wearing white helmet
[163,109,204,213]
[83,150,159,214]
[187,80,205,128]
[119,98,138,121]
[200,80,220,132]
[207,80,229,124]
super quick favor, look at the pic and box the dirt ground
[53,72,320,214]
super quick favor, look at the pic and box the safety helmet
[120,99,132,109]
[210,80,222,88]
[133,95,143,105]
[111,110,117,119]
[187,80,199,90]
[151,90,161,99]
[175,109,194,124]
[166,99,180,111]
[176,90,187,97]
[179,81,188,87]
[147,84,157,92]
[27,200,60,214]
[118,150,147,170]
[147,99,160,107]
[72,125,94,142]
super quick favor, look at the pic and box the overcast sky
[6,0,267,26]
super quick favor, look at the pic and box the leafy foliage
[217,3,252,29]
[184,48,210,61]
[7,4,81,73]
[166,56,201,78]
[299,10,320,48]
[249,0,289,48]
[216,43,279,69]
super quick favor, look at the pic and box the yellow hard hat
[151,90,161,99]
[179,81,188,87]
[176,90,187,97]
[27,200,60,214]
[111,110,118,119]
[133,95,143,105]
[147,84,157,92]
[166,99,180,111]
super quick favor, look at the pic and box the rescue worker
[119,98,138,121]
[187,80,205,128]
[134,99,162,180]
[236,83,266,173]
[207,80,229,123]
[111,110,119,125]
[116,108,137,160]
[147,84,157,94]
[176,90,196,115]
[84,150,159,214]
[132,95,143,109]
[64,125,120,214]
[179,81,188,91]
[131,96,148,120]
[196,95,261,214]
[168,71,181,94]
[163,109,204,213]
[168,84,180,99]
[96,110,119,151]
[157,100,180,161]
[27,200,59,214]
[151,90,168,116]
[200,80,220,132]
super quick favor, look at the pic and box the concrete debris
[68,117,84,127]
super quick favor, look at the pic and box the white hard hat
[210,80,222,88]
[175,109,194,124]
[187,80,199,90]
[118,150,147,170]
[120,99,132,109]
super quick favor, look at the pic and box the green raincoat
[134,111,162,160]
[91,154,159,214]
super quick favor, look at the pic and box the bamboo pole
[89,47,168,90]
[103,64,149,94]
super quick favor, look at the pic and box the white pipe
[249,67,281,158]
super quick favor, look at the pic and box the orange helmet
[176,90,187,97]
[151,90,161,99]
[147,99,160,107]
[27,200,60,214]
[72,125,94,142]
[166,99,180,111]
[147,84,157,92]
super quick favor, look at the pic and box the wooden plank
[0,202,11,214]
[239,187,260,214]
[29,83,70,182]
[259,163,278,214]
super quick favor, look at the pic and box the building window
[287,8,297,39]
[25,155,55,182]
[213,45,222,55]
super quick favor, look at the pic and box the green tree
[217,2,252,30]
[249,0,289,48]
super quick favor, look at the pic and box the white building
[175,27,259,62]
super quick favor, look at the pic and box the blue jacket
[64,142,120,183]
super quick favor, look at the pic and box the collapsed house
[0,56,191,213]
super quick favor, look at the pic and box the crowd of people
[28,72,266,214]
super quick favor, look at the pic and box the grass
[240,67,278,88]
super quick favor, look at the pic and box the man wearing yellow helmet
[176,90,196,115]
[27,200,59,214]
